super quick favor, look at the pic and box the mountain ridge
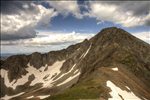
[1,27,150,100]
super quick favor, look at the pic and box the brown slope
[79,27,150,86]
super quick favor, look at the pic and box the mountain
[0,27,150,100]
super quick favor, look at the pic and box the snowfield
[26,96,34,99]
[53,64,77,82]
[56,71,80,86]
[1,92,25,100]
[26,95,50,99]
[0,69,27,89]
[37,95,50,99]
[106,80,141,100]
[111,67,118,71]
[0,60,65,89]
[28,60,66,87]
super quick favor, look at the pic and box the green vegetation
[46,79,105,100]
[47,87,99,100]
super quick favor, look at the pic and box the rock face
[0,27,150,100]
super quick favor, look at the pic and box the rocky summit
[0,27,150,100]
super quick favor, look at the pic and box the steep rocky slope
[0,27,150,100]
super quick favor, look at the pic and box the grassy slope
[45,75,108,100]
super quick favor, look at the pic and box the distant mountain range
[1,53,29,60]
[1,54,14,60]
[0,27,150,100]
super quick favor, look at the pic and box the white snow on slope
[56,71,81,86]
[53,64,77,82]
[111,67,118,71]
[26,96,34,99]
[80,44,92,59]
[26,95,50,99]
[0,69,7,78]
[37,95,50,99]
[106,80,141,100]
[125,86,131,91]
[74,69,79,74]
[51,63,81,86]
[83,44,92,58]
[0,60,65,89]
[0,69,19,89]
[28,60,65,87]
[1,92,25,100]
[143,97,148,100]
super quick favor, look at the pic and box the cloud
[1,1,26,14]
[1,1,57,40]
[1,1,150,42]
[1,26,36,40]
[1,31,94,46]
[97,21,104,25]
[132,31,150,44]
[85,1,150,27]
[47,1,83,19]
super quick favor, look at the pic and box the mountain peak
[90,27,149,47]
[100,27,125,32]
[101,26,118,31]
[97,27,130,37]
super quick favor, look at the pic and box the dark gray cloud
[145,20,150,26]
[1,26,37,40]
[1,1,31,14]
[1,34,36,41]
[1,1,36,40]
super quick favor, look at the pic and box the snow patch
[111,67,118,71]
[0,60,65,89]
[57,71,80,86]
[125,86,131,91]
[80,44,91,59]
[26,95,50,99]
[37,95,50,99]
[106,80,141,100]
[0,69,7,78]
[0,69,24,90]
[26,96,34,99]
[74,69,79,74]
[1,92,25,100]
[0,69,11,88]
[53,64,77,82]
[83,44,92,58]
[28,60,66,87]
[143,97,148,100]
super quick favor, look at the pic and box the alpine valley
[1,27,150,100]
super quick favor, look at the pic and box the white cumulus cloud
[132,31,150,44]
[85,1,150,27]
[47,1,83,19]
[1,2,57,40]
[1,31,94,46]
[1,31,94,54]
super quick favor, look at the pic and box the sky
[1,0,150,55]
